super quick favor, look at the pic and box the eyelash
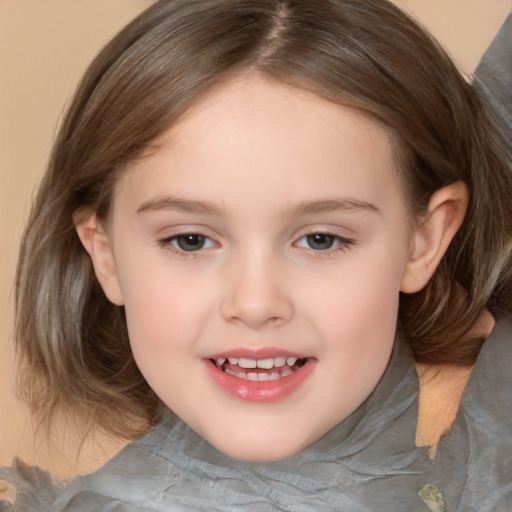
[294,232,354,256]
[158,230,354,259]
[158,232,217,258]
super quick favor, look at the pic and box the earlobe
[400,181,468,294]
[75,212,124,306]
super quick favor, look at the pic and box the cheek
[120,279,208,398]
[301,249,405,334]
[113,254,176,331]
[116,255,224,375]
[122,277,209,349]
[297,248,405,400]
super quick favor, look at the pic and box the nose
[220,253,294,329]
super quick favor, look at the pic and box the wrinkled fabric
[436,318,512,510]
[2,14,511,512]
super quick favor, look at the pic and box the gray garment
[3,316,512,511]
[474,13,512,132]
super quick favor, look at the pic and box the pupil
[307,233,335,250]
[177,234,205,251]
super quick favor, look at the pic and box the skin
[78,76,468,462]
[415,307,495,458]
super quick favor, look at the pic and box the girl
[3,0,512,510]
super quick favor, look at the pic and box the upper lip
[206,347,310,360]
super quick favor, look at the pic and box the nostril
[219,272,294,329]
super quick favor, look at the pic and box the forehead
[116,76,403,214]
[163,75,395,154]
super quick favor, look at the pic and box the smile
[205,351,315,403]
[213,356,306,381]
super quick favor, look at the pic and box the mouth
[205,352,315,403]
[211,356,307,381]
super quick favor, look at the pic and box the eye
[295,232,352,252]
[160,233,216,253]
[302,233,335,250]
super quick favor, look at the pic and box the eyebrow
[137,196,224,215]
[136,196,380,217]
[290,198,380,216]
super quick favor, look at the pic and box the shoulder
[414,308,498,457]
[415,360,473,458]
[437,315,512,510]
[456,314,512,427]
[416,313,512,452]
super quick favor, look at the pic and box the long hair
[15,0,512,439]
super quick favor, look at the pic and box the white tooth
[286,356,297,366]
[216,357,226,366]
[274,357,286,368]
[269,372,280,380]
[238,358,257,369]
[247,372,259,381]
[224,368,236,376]
[256,358,274,369]
[236,372,247,379]
[228,357,238,365]
[257,373,270,381]
[281,367,293,378]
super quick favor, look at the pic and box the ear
[75,212,124,306]
[400,181,468,294]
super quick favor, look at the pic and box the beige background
[1,0,510,479]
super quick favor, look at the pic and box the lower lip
[204,359,316,403]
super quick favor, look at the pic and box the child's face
[105,76,415,461]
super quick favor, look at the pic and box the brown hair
[15,0,512,439]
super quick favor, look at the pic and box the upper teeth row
[216,356,298,369]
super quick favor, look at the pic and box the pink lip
[203,355,316,403]
[207,347,307,360]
